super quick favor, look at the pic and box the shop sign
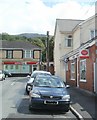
[3,61,38,65]
[3,62,22,64]
[79,49,89,58]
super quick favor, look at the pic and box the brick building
[0,40,41,76]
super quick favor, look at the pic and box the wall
[73,27,81,49]
[13,51,22,59]
[66,44,96,92]
[79,45,95,92]
[54,24,61,77]
[81,17,95,44]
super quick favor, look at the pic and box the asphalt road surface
[0,77,77,119]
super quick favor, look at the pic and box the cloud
[0,0,95,35]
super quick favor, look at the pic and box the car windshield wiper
[56,86,64,88]
[38,85,52,87]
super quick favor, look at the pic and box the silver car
[26,70,51,94]
[0,70,5,81]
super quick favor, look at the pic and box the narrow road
[0,77,77,119]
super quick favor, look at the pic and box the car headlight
[62,95,70,101]
[30,92,41,98]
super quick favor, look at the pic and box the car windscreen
[31,72,50,78]
[33,77,65,88]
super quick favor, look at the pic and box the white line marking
[70,106,84,119]
[11,82,15,86]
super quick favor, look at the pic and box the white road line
[11,82,15,86]
[70,106,84,120]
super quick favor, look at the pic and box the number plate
[44,100,58,105]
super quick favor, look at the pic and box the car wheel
[65,106,70,112]
[6,75,8,78]
[26,85,32,95]
[26,86,30,95]
[29,104,32,111]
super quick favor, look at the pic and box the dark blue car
[29,75,70,112]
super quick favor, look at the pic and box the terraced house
[0,40,41,76]
[54,14,97,93]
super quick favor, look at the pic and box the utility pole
[46,31,49,71]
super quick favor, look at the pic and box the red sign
[27,61,38,64]
[80,49,89,58]
[81,50,88,55]
[3,61,38,65]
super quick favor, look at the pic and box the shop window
[5,65,8,69]
[66,63,68,71]
[80,59,86,82]
[15,65,19,69]
[10,65,13,69]
[96,50,97,54]
[71,62,75,80]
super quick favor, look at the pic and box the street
[0,77,77,119]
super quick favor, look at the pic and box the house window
[65,35,72,47]
[71,62,75,80]
[90,30,97,39]
[26,50,30,58]
[80,59,86,82]
[24,50,33,58]
[6,50,13,58]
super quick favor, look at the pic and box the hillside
[18,33,46,38]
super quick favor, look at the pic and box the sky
[0,0,96,35]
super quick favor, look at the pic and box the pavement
[67,86,97,120]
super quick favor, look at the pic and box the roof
[1,40,41,50]
[55,19,84,33]
[32,70,51,75]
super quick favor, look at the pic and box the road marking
[70,106,84,120]
[11,82,15,86]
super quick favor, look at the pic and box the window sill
[71,79,75,80]
[80,79,87,82]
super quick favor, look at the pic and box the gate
[94,63,97,93]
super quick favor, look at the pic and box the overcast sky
[0,0,96,35]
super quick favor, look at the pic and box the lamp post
[46,31,49,71]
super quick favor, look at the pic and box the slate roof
[1,40,41,50]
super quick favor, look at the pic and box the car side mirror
[66,85,70,88]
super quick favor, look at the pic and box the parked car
[29,75,70,112]
[2,70,12,77]
[26,70,51,94]
[0,70,5,81]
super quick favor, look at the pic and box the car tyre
[26,86,30,95]
[29,104,32,111]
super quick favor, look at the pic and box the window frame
[65,36,72,47]
[80,59,86,82]
[71,62,75,80]
[90,29,97,39]
[24,50,33,58]
[6,50,13,59]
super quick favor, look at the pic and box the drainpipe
[77,56,79,87]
